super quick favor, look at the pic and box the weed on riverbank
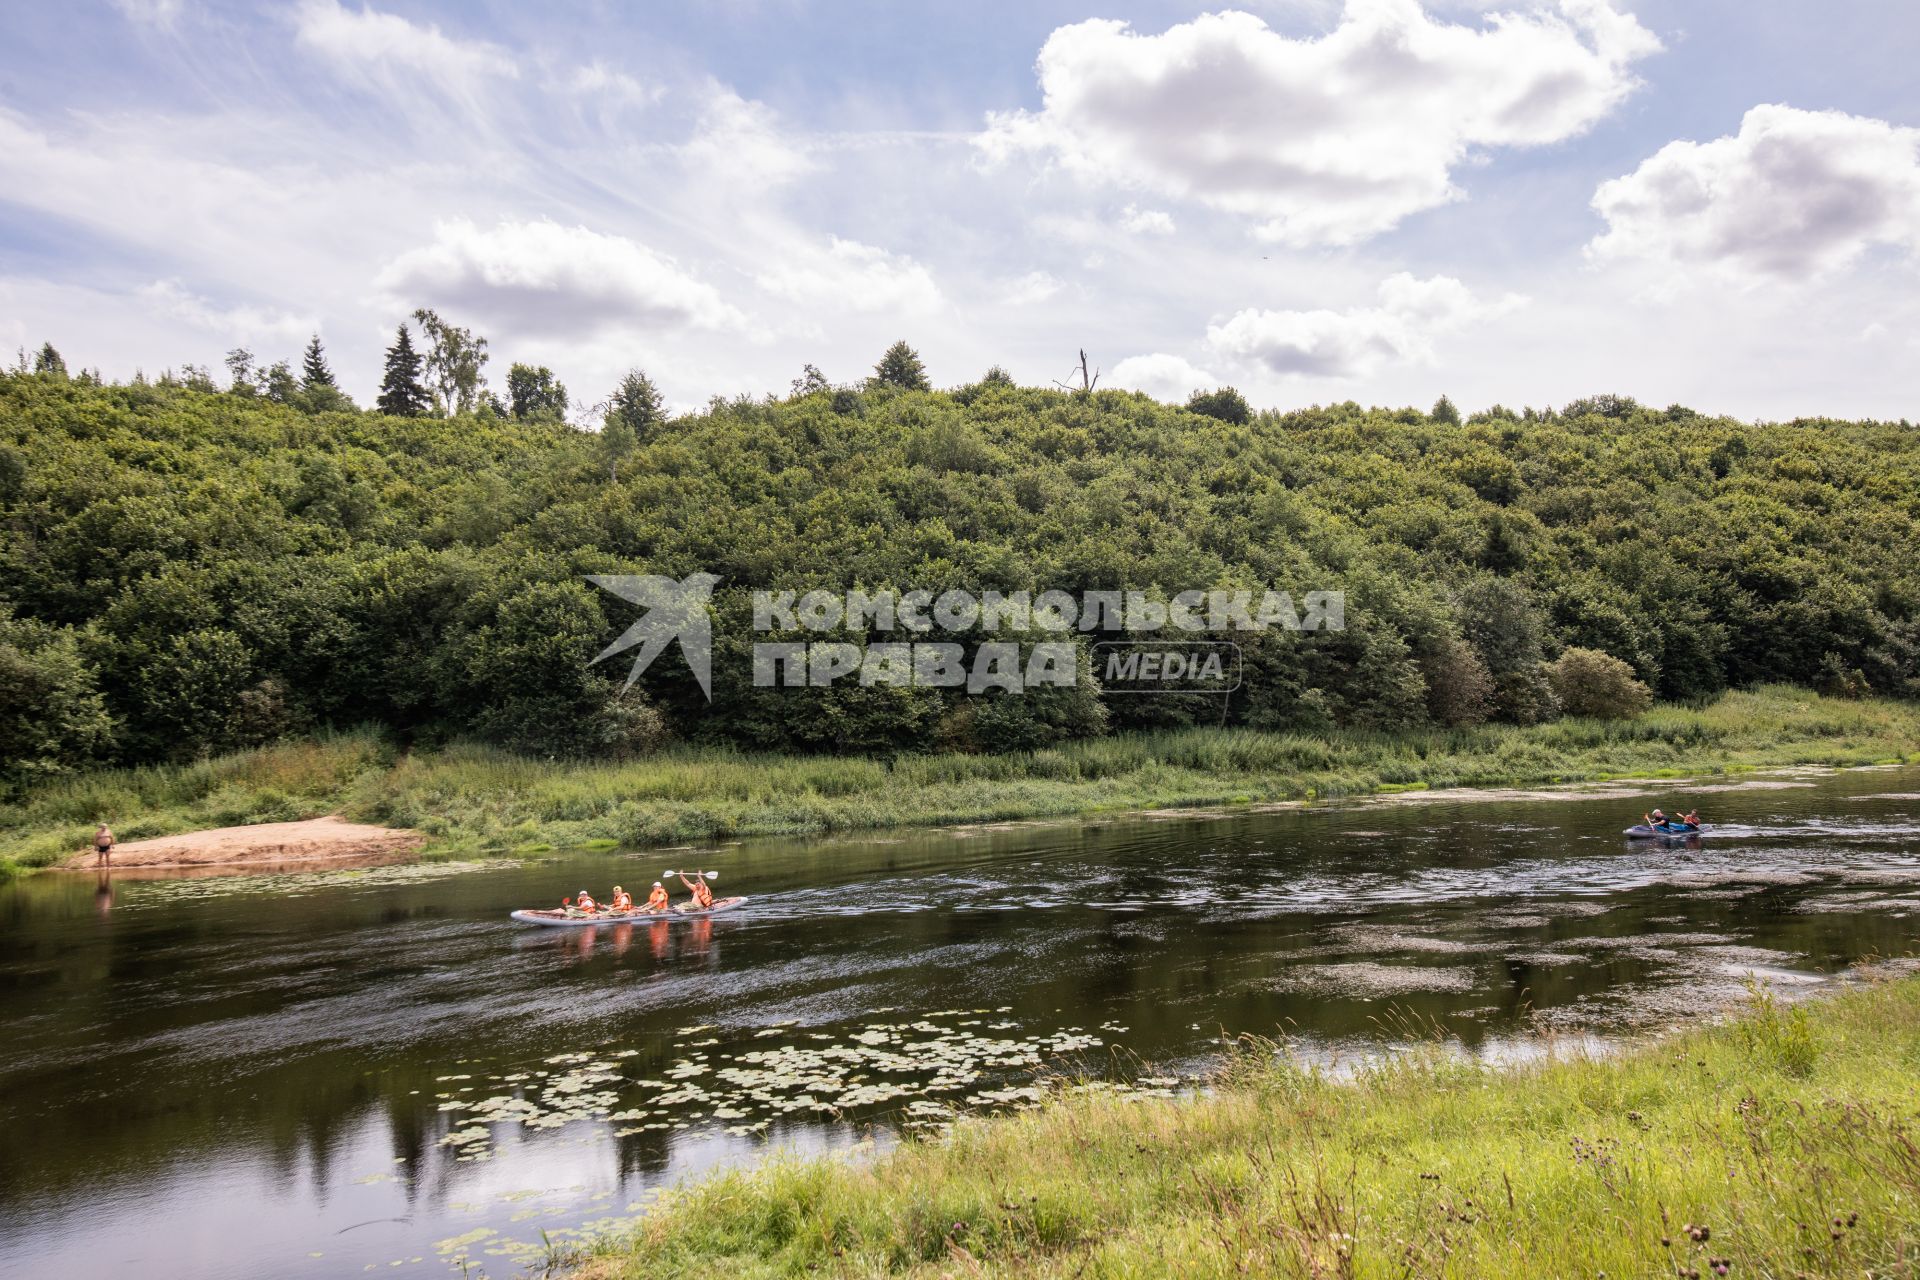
[349,686,1920,853]
[572,973,1920,1279]
[4,686,1917,876]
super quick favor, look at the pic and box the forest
[3,326,1917,792]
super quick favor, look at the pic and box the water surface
[2,767,1918,1277]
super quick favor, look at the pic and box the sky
[2,0,1918,421]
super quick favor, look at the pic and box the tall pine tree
[301,335,336,389]
[376,325,429,417]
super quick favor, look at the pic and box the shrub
[1547,647,1653,719]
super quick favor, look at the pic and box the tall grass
[5,687,1918,874]
[572,974,1920,1279]
[349,686,1920,853]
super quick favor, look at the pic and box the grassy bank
[572,975,1920,1279]
[4,685,1918,877]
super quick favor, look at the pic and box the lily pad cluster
[117,860,496,908]
[426,1008,1174,1164]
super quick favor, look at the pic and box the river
[2,766,1917,1277]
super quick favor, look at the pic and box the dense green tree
[376,325,430,417]
[0,610,114,788]
[411,308,489,416]
[1548,647,1652,718]
[33,343,66,377]
[301,335,336,389]
[262,360,299,405]
[600,370,663,480]
[1187,387,1251,424]
[506,363,569,421]
[224,347,257,396]
[1431,394,1461,425]
[872,341,930,391]
[2,367,1918,769]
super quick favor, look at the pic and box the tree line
[2,324,1915,789]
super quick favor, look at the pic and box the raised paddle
[663,869,719,879]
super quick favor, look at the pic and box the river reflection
[2,767,1917,1277]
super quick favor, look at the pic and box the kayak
[1623,824,1704,838]
[509,896,747,927]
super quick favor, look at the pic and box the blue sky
[3,0,1918,419]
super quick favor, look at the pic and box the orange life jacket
[647,887,669,910]
[691,882,714,909]
[611,891,634,911]
[576,893,599,913]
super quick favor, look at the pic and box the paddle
[663,869,719,879]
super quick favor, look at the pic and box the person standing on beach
[93,823,115,868]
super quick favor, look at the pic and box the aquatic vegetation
[108,859,499,907]
[573,975,1920,1280]
[419,1009,1183,1170]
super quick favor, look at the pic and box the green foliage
[506,362,569,422]
[300,334,335,389]
[33,343,66,377]
[872,340,930,391]
[0,608,115,788]
[1186,386,1251,424]
[1548,646,1653,719]
[1,366,1918,776]
[1431,392,1462,425]
[411,308,489,416]
[375,324,430,417]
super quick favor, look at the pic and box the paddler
[644,881,670,913]
[679,872,714,910]
[573,888,600,915]
[609,885,634,912]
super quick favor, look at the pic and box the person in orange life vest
[645,882,670,913]
[573,888,600,914]
[609,886,634,912]
[679,873,714,910]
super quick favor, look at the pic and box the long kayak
[509,896,747,927]
[1623,824,1705,838]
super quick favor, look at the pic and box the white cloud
[1589,104,1920,283]
[754,236,942,314]
[138,280,314,342]
[1002,271,1064,305]
[293,0,517,110]
[1109,352,1220,401]
[376,218,746,335]
[566,62,661,109]
[1119,205,1176,235]
[678,88,816,188]
[1206,273,1525,377]
[979,2,1658,246]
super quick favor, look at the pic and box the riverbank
[3,686,1917,879]
[571,971,1920,1279]
[56,815,422,871]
